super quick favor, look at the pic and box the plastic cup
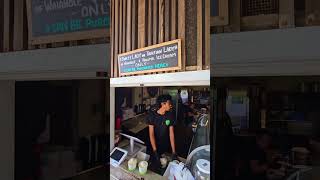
[138,161,148,175]
[128,158,137,171]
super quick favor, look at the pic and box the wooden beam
[196,0,202,70]
[153,0,158,44]
[132,0,137,50]
[279,0,295,28]
[306,0,320,26]
[171,0,177,40]
[229,0,241,32]
[147,0,153,45]
[126,0,132,51]
[111,0,115,77]
[158,0,164,43]
[13,0,25,51]
[205,0,210,69]
[2,0,10,52]
[122,0,127,52]
[114,0,119,77]
[241,14,279,31]
[178,0,185,71]
[138,0,146,48]
[164,0,170,41]
[119,0,123,54]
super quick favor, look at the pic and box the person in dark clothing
[246,129,273,180]
[182,102,196,126]
[146,95,177,169]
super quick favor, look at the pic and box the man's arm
[149,125,157,152]
[169,126,176,153]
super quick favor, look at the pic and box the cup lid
[196,159,210,174]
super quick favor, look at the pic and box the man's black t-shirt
[146,109,176,155]
[245,144,268,180]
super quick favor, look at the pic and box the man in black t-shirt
[246,130,273,180]
[146,95,177,169]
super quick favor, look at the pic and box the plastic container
[138,161,148,175]
[193,159,210,180]
[128,158,137,171]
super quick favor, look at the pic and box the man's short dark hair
[157,94,172,105]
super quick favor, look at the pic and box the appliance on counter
[110,147,128,167]
[186,145,211,180]
[119,133,146,159]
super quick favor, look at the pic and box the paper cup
[160,157,168,168]
[138,161,148,175]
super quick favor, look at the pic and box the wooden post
[204,0,210,69]
[158,0,165,43]
[122,0,127,52]
[1,0,10,52]
[153,0,158,44]
[196,0,203,70]
[306,0,320,26]
[171,0,177,40]
[229,0,241,32]
[279,0,295,28]
[147,0,153,46]
[138,0,146,48]
[119,0,123,54]
[164,0,170,41]
[111,0,115,77]
[178,0,186,71]
[126,0,132,51]
[132,0,137,50]
[114,0,119,77]
[13,0,25,51]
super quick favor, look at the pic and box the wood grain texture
[114,0,119,77]
[279,0,295,28]
[178,0,186,71]
[2,0,10,52]
[164,0,170,41]
[153,0,158,44]
[306,0,320,26]
[122,0,127,52]
[126,0,132,51]
[119,0,123,54]
[13,0,24,51]
[111,0,115,77]
[197,0,202,70]
[158,0,164,43]
[138,0,146,48]
[132,0,137,50]
[170,0,177,40]
[205,0,210,69]
[148,0,153,45]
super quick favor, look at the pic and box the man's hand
[153,150,161,168]
[171,152,178,161]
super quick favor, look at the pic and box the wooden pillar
[279,0,295,28]
[1,0,10,52]
[196,0,203,70]
[306,0,320,26]
[138,0,146,48]
[13,0,25,51]
[178,0,186,71]
[204,0,210,69]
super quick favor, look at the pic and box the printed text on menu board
[118,40,181,76]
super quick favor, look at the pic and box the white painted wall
[212,27,320,77]
[0,81,15,180]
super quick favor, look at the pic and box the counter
[110,159,166,180]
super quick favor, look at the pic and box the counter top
[110,159,166,180]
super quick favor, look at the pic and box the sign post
[117,39,182,76]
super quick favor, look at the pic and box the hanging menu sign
[118,39,182,76]
[26,0,110,45]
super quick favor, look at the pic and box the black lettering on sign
[118,39,182,76]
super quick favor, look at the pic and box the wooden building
[110,0,211,78]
